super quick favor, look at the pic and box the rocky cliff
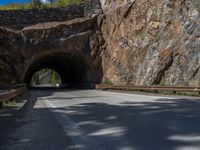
[99,0,200,86]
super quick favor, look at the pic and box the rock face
[99,0,200,86]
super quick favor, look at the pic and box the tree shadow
[1,90,200,150]
[0,90,56,149]
[50,97,200,150]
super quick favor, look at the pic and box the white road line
[36,91,106,150]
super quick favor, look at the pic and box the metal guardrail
[95,84,200,95]
[0,83,27,90]
[0,85,26,107]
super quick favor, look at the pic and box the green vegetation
[51,71,60,86]
[3,99,16,107]
[0,3,32,10]
[0,0,82,10]
[56,0,82,7]
[158,81,170,86]
[101,80,113,85]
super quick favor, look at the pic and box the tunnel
[23,52,94,88]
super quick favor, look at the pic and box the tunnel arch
[23,52,93,86]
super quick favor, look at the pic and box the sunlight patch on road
[168,134,200,142]
[175,146,200,150]
[88,126,126,137]
[118,147,136,150]
[77,121,105,126]
[19,138,31,143]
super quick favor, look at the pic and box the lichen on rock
[99,0,200,86]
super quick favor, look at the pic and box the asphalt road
[0,90,7,93]
[1,89,200,150]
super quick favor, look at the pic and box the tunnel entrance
[24,52,95,88]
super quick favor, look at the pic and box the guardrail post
[0,102,3,108]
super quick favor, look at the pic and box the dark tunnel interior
[24,53,92,87]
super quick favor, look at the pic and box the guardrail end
[0,102,3,108]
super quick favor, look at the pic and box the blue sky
[0,0,50,5]
[0,0,30,5]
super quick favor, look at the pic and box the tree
[57,0,81,7]
[32,0,43,9]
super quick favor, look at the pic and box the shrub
[56,0,82,7]
[0,3,32,10]
[32,0,43,9]
[101,80,113,85]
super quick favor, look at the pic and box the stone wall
[0,0,102,30]
[0,6,84,30]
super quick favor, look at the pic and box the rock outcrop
[99,0,200,86]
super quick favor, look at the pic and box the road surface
[0,90,7,93]
[1,89,200,150]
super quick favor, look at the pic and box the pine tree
[32,0,43,9]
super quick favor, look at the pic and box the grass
[51,70,61,86]
[56,0,82,7]
[101,80,113,85]
[0,3,32,10]
[3,99,17,107]
[0,0,83,10]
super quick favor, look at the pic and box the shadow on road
[0,90,77,150]
[48,96,200,150]
[1,90,200,150]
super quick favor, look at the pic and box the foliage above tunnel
[0,0,83,10]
